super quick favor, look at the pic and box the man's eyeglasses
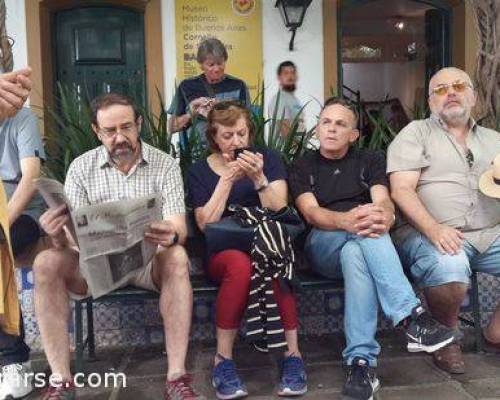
[98,122,137,138]
[430,81,473,97]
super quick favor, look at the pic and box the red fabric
[207,249,298,330]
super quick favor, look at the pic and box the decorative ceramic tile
[122,328,147,347]
[297,291,323,316]
[325,314,344,333]
[94,303,120,330]
[22,311,39,338]
[477,273,500,311]
[26,335,43,351]
[95,330,123,348]
[21,289,34,313]
[324,291,344,315]
[303,315,328,336]
[193,298,214,324]
[148,328,164,345]
[120,303,146,329]
[17,267,34,291]
[144,300,162,327]
[191,323,215,341]
[18,270,500,352]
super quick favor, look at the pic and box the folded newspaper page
[35,178,78,243]
[36,178,162,298]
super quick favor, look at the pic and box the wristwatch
[255,177,269,192]
[170,232,179,247]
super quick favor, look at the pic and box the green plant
[42,81,318,182]
[42,83,97,182]
[361,109,397,151]
[140,88,175,156]
[252,82,316,164]
[408,100,428,121]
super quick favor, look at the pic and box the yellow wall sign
[175,0,263,101]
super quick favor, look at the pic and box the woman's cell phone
[234,147,255,158]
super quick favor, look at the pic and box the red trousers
[207,249,299,330]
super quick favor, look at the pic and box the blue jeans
[394,229,500,288]
[305,229,420,367]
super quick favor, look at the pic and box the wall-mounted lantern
[275,0,312,51]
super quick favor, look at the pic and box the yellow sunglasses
[430,81,473,96]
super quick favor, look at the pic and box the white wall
[162,0,324,130]
[262,0,324,130]
[343,62,425,110]
[162,0,178,108]
[4,0,28,71]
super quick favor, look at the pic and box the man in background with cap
[388,67,500,374]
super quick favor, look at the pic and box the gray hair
[196,38,228,64]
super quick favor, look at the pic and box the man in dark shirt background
[289,97,454,400]
[167,37,250,148]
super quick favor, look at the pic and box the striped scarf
[228,205,296,351]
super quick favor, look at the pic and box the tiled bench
[73,269,343,373]
[73,267,484,373]
[22,223,483,371]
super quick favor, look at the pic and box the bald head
[429,67,474,96]
[428,67,476,127]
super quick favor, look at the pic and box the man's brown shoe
[432,343,465,374]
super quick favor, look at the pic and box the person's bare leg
[284,329,301,358]
[484,304,500,343]
[425,283,468,328]
[425,282,467,373]
[215,328,238,363]
[33,248,88,380]
[152,245,193,380]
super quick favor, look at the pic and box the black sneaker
[342,357,380,400]
[406,305,455,353]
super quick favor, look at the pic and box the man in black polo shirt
[289,97,455,400]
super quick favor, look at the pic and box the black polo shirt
[289,147,389,212]
[168,74,250,116]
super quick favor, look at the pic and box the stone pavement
[25,330,500,399]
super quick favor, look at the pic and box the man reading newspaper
[36,177,163,298]
[33,93,204,400]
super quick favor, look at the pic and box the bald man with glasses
[388,67,500,374]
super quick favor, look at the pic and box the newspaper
[36,178,162,298]
[35,178,78,243]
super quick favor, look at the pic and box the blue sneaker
[212,356,248,399]
[278,355,307,396]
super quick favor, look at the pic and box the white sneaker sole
[0,387,34,400]
[277,385,308,396]
[0,384,34,400]
[212,379,248,400]
[407,336,454,353]
[214,389,248,400]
